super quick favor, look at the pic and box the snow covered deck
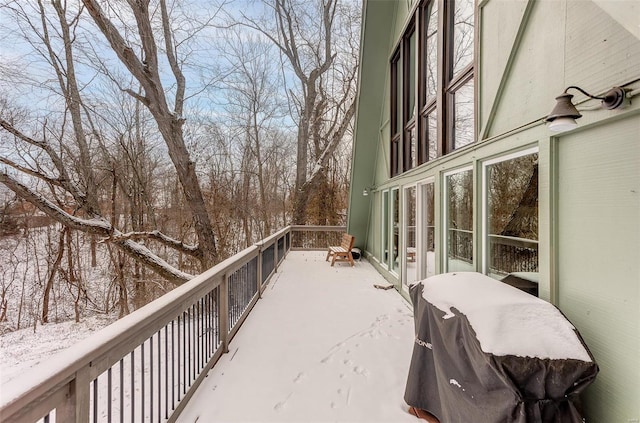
[177,251,417,422]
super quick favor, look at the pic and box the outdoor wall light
[545,86,626,132]
[362,187,374,196]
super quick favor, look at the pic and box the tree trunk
[251,110,270,236]
[42,229,65,323]
[117,251,129,317]
[293,104,310,224]
[150,118,219,268]
[90,236,97,268]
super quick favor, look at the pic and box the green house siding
[346,0,396,249]
[556,117,640,423]
[348,0,640,419]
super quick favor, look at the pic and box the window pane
[424,1,438,103]
[392,188,400,273]
[452,0,474,77]
[453,77,474,149]
[382,191,389,265]
[487,153,539,278]
[391,137,400,176]
[421,182,435,278]
[410,125,417,169]
[419,109,437,164]
[408,30,416,118]
[427,110,438,160]
[405,186,417,287]
[392,56,401,136]
[446,169,473,271]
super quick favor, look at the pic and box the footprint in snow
[274,394,292,412]
[293,372,305,383]
[353,366,369,377]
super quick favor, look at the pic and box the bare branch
[0,156,63,188]
[0,172,193,283]
[159,0,185,116]
[0,117,89,208]
[81,0,147,88]
[112,230,201,258]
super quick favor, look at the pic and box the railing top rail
[0,242,260,416]
[255,226,291,247]
[289,225,346,232]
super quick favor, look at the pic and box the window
[391,188,401,274]
[444,0,475,154]
[419,181,436,278]
[391,51,401,176]
[403,186,418,289]
[450,0,474,78]
[391,0,476,176]
[403,26,417,171]
[382,190,390,266]
[444,168,473,272]
[419,0,439,162]
[483,150,539,278]
[451,76,474,150]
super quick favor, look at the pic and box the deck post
[56,366,90,423]
[220,274,230,353]
[257,246,263,298]
[274,239,279,273]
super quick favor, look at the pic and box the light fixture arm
[564,85,625,109]
[564,86,605,100]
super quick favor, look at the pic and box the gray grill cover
[404,281,598,423]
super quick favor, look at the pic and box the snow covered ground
[0,313,118,384]
[178,251,418,423]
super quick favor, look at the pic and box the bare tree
[81,0,220,266]
[0,0,226,286]
[236,0,360,224]
[220,29,290,238]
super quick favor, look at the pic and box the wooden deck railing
[0,225,346,423]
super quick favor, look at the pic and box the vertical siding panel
[565,1,640,98]
[557,116,640,422]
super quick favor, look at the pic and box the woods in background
[0,0,359,331]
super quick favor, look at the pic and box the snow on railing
[0,225,345,423]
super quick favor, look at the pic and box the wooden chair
[326,233,356,267]
[407,247,417,262]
